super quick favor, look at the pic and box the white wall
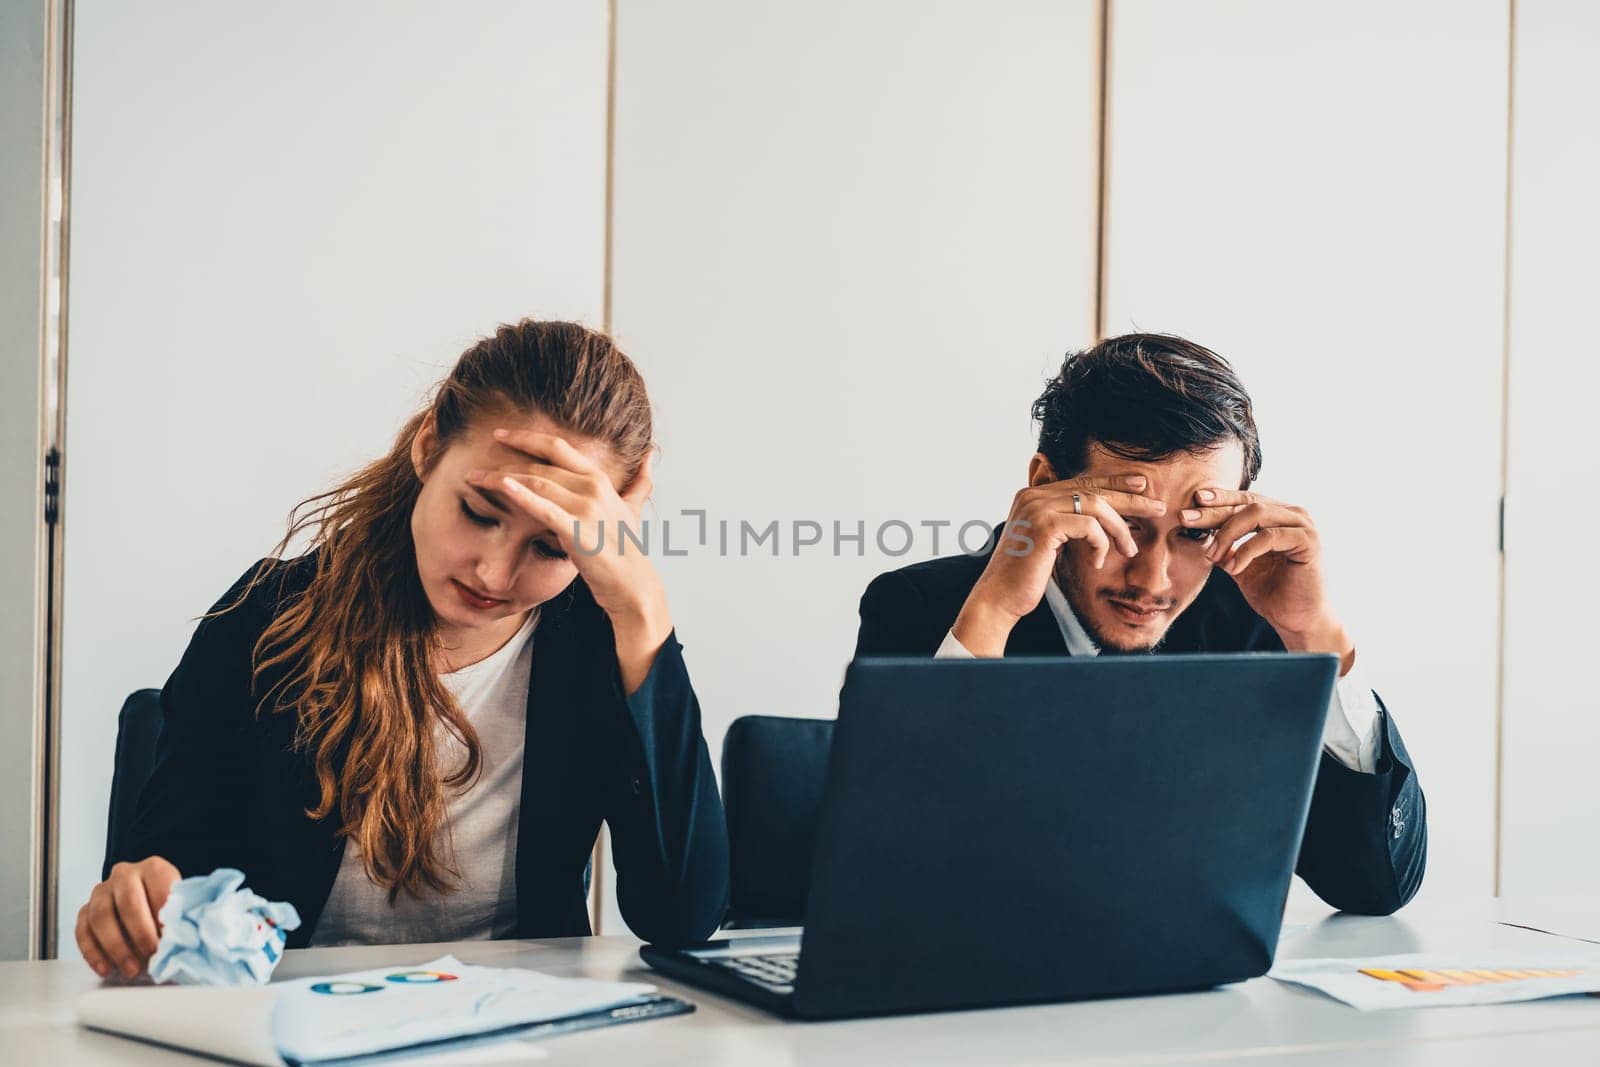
[58,0,608,951]
[1101,0,1510,900]
[1499,0,1600,897]
[605,0,1101,931]
[606,0,1101,933]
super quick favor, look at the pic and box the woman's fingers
[620,450,655,512]
[476,434,656,531]
[496,476,580,550]
[140,857,181,918]
[75,905,111,978]
[110,868,160,960]
[479,428,643,519]
[485,455,601,499]
[490,428,602,477]
[85,888,139,978]
[469,469,585,517]
[77,857,182,980]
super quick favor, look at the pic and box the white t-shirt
[309,609,538,946]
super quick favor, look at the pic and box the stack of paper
[78,955,683,1065]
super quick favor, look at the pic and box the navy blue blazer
[855,542,1427,916]
[115,552,729,947]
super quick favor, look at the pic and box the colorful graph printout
[1269,949,1600,1010]
[310,981,384,996]
[1360,967,1582,993]
[385,970,459,984]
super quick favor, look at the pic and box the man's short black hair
[1033,333,1262,486]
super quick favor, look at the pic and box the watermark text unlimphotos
[569,512,1040,558]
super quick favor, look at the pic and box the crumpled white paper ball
[149,868,301,987]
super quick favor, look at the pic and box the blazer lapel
[514,582,607,936]
[519,585,583,857]
[1006,601,1069,656]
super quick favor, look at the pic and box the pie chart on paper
[384,970,459,984]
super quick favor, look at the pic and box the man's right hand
[76,856,181,978]
[952,474,1164,656]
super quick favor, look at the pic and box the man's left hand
[1180,487,1355,672]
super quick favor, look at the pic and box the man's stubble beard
[1053,551,1167,656]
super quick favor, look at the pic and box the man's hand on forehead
[1175,486,1317,575]
[1048,474,1169,514]
[952,469,1170,655]
[1031,473,1168,565]
[1174,483,1352,669]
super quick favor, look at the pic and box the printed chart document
[1269,947,1600,1010]
[77,955,687,1065]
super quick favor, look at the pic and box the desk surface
[5,896,1598,1066]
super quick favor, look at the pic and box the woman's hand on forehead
[488,427,602,474]
[473,426,635,498]
[469,425,666,692]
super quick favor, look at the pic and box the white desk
[4,897,1598,1065]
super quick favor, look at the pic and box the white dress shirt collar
[1043,578,1100,657]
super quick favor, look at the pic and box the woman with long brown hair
[76,320,728,977]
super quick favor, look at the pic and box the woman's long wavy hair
[216,320,653,899]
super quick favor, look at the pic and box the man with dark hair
[854,333,1425,915]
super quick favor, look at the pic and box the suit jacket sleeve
[597,631,730,945]
[1293,692,1427,915]
[854,569,942,657]
[1238,620,1427,915]
[112,561,275,880]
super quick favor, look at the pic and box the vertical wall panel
[60,0,607,952]
[610,0,1101,932]
[0,0,52,961]
[613,0,1100,733]
[1103,1,1509,899]
[1500,0,1600,897]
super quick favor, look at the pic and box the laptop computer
[640,653,1338,1019]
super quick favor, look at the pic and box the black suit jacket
[854,542,1427,916]
[114,552,729,947]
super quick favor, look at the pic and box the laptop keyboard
[709,951,799,993]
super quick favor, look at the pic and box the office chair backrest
[102,688,164,879]
[719,714,835,928]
